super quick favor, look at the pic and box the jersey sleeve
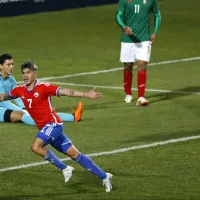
[9,87,21,99]
[117,0,126,13]
[10,77,25,108]
[44,83,60,96]
[0,79,6,94]
[151,0,159,14]
[151,0,161,35]
[116,0,127,29]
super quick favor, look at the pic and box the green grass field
[1,0,200,199]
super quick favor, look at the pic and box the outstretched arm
[58,87,103,99]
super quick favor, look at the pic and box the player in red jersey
[0,53,83,125]
[0,61,113,192]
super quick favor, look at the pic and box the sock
[57,113,74,122]
[43,149,67,170]
[21,113,35,125]
[123,70,132,95]
[76,153,106,179]
[137,70,147,98]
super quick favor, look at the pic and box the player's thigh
[120,42,137,63]
[51,133,73,154]
[135,41,152,63]
[35,123,63,146]
[0,108,21,122]
[10,111,24,122]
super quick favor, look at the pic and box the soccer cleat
[71,102,83,122]
[124,95,133,103]
[62,166,74,183]
[103,173,113,192]
[136,97,149,106]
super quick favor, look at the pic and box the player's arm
[116,0,133,35]
[11,77,26,109]
[151,0,161,42]
[58,87,103,99]
[0,93,14,102]
[0,87,20,102]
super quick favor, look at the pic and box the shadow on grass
[147,86,200,104]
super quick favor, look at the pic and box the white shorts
[120,41,152,63]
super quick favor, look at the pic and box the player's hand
[151,34,156,43]
[85,88,103,99]
[124,26,133,35]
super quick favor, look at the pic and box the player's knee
[10,111,24,122]
[31,143,40,153]
[124,63,133,71]
[138,66,147,71]
[65,145,80,160]
[138,61,148,71]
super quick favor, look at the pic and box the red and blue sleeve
[45,83,60,96]
[9,87,20,99]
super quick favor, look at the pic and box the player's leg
[71,102,83,122]
[136,41,151,106]
[0,108,35,125]
[21,112,35,125]
[51,134,113,192]
[120,42,136,103]
[11,110,35,125]
[33,123,71,171]
[58,102,83,122]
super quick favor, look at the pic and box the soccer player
[0,61,113,192]
[0,53,82,125]
[116,0,161,105]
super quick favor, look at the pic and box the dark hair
[0,53,13,65]
[21,61,38,72]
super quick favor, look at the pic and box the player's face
[0,59,14,76]
[22,68,37,86]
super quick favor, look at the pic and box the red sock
[123,70,132,95]
[137,70,146,98]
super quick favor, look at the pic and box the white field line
[1,135,200,173]
[50,82,200,95]
[16,56,200,84]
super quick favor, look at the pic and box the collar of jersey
[0,72,10,80]
[26,80,38,92]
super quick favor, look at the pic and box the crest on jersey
[21,95,25,99]
[34,92,39,98]
[143,0,147,4]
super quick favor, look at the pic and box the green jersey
[116,0,161,43]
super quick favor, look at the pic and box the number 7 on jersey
[27,99,32,108]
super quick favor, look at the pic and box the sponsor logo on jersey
[34,92,39,98]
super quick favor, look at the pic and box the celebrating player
[0,61,113,192]
[0,53,82,125]
[116,0,161,105]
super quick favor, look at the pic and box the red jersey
[9,80,63,129]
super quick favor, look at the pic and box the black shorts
[4,109,13,122]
